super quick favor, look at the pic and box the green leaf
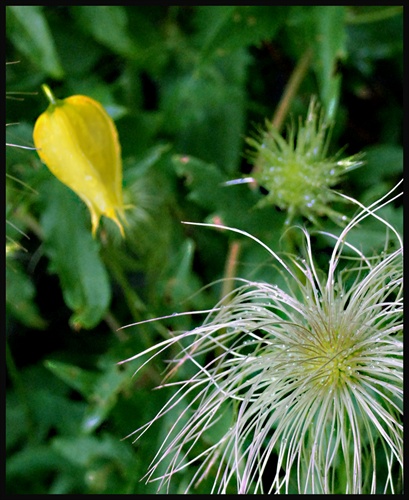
[162,48,248,173]
[194,6,287,62]
[6,6,64,79]
[40,179,111,329]
[311,6,347,121]
[123,143,172,182]
[6,261,47,329]
[346,9,403,75]
[6,391,29,451]
[73,6,138,58]
[51,433,139,494]
[349,144,403,188]
[283,6,346,120]
[51,434,104,467]
[173,154,284,236]
[173,154,227,211]
[6,444,69,481]
[44,360,98,398]
[346,6,403,25]
[45,358,134,434]
[80,364,133,434]
[48,15,103,77]
[157,238,202,317]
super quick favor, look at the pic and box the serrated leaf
[6,6,64,79]
[40,179,111,329]
[173,154,227,211]
[172,154,284,235]
[195,6,287,61]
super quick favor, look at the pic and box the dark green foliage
[6,6,402,494]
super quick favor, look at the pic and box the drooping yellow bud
[33,84,126,237]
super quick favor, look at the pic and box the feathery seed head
[121,182,402,494]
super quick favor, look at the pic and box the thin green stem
[41,84,57,105]
[250,47,312,181]
[102,253,169,349]
[104,310,129,342]
[14,209,44,240]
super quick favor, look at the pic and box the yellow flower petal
[33,84,126,237]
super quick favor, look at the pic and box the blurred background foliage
[6,6,402,494]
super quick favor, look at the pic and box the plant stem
[102,253,166,349]
[271,47,313,132]
[250,47,312,183]
[220,239,241,302]
[104,311,129,342]
[41,84,57,105]
[223,49,313,297]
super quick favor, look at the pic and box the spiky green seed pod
[246,98,364,225]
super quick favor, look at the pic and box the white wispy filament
[120,182,402,494]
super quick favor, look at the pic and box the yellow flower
[33,84,126,237]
